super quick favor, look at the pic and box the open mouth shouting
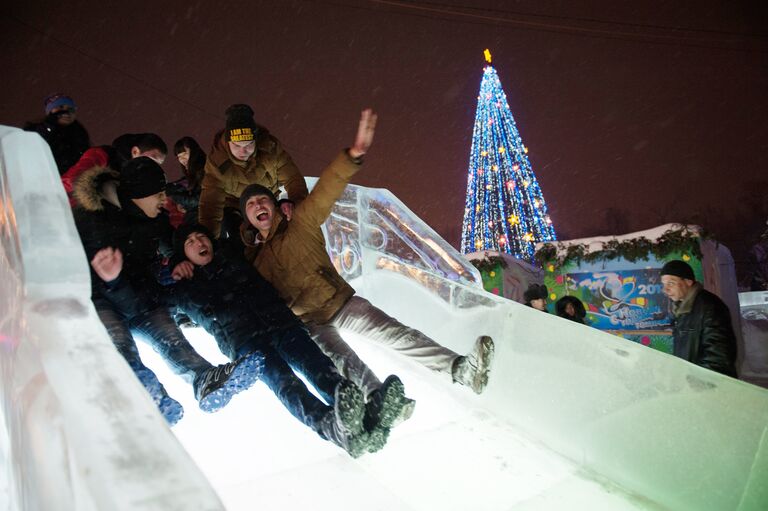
[245,194,276,233]
[184,232,214,266]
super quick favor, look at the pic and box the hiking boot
[334,380,365,437]
[366,425,390,454]
[364,375,415,431]
[157,395,184,426]
[452,335,495,394]
[318,410,370,458]
[194,350,264,413]
[135,367,184,426]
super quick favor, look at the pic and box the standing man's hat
[225,104,258,142]
[660,260,695,281]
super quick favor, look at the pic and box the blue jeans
[237,326,343,434]
[97,304,213,384]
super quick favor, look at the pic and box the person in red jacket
[61,133,168,207]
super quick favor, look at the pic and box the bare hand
[91,247,123,282]
[349,109,377,159]
[172,261,195,281]
[280,201,294,221]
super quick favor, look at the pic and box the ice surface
[2,126,768,510]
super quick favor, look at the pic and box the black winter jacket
[170,252,304,360]
[671,288,737,377]
[72,166,174,319]
[24,116,91,175]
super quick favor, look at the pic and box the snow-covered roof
[535,223,701,256]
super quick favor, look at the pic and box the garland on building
[469,254,509,274]
[534,226,706,268]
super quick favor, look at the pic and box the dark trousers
[237,326,343,434]
[97,305,213,385]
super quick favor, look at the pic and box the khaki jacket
[199,128,308,237]
[242,151,359,324]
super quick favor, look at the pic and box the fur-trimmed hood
[71,165,121,212]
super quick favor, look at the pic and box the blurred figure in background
[523,284,549,312]
[25,93,91,175]
[165,137,206,228]
[556,295,587,324]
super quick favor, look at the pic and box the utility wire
[380,0,768,38]
[321,0,767,53]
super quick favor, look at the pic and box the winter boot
[194,350,264,413]
[452,335,495,394]
[135,367,184,426]
[364,375,415,431]
[333,380,366,438]
[318,410,370,458]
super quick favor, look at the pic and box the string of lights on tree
[460,49,557,262]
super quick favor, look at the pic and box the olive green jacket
[242,151,359,323]
[198,128,307,237]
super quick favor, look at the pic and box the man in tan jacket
[241,110,495,413]
[198,103,307,242]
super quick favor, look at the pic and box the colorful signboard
[542,250,703,354]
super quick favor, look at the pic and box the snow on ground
[138,327,650,511]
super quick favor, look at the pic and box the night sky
[2,1,767,279]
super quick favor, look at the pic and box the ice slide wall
[0,127,225,511]
[1,126,767,510]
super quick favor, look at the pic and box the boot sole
[199,352,264,413]
[378,377,413,429]
[366,427,390,454]
[335,382,365,436]
[159,396,184,426]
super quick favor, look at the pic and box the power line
[384,0,768,38]
[324,0,768,53]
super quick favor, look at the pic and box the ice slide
[1,126,767,511]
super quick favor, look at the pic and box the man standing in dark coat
[24,93,91,175]
[660,260,738,377]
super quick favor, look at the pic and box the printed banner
[565,268,670,331]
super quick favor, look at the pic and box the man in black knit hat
[198,103,307,243]
[72,156,263,425]
[660,260,737,376]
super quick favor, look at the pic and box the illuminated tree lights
[460,51,556,262]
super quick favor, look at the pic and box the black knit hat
[523,283,548,303]
[660,260,695,281]
[119,157,166,199]
[225,104,258,142]
[240,184,277,219]
[173,222,215,263]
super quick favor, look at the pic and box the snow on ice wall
[1,125,767,510]
[0,127,224,511]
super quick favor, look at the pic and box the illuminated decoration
[460,50,557,262]
[461,50,557,262]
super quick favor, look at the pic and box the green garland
[470,255,509,273]
[534,227,705,268]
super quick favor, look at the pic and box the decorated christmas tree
[460,50,557,262]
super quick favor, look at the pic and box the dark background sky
[2,1,767,280]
